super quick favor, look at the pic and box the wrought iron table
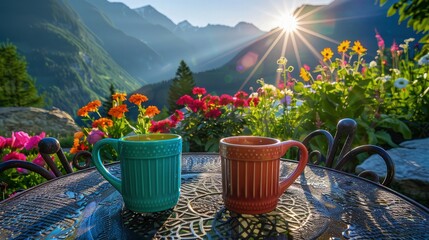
[0,153,428,239]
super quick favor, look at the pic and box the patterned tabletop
[0,153,428,239]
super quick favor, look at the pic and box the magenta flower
[192,87,207,96]
[0,136,6,149]
[87,129,105,145]
[10,131,30,149]
[375,29,385,49]
[24,132,46,150]
[32,154,46,167]
[3,151,27,161]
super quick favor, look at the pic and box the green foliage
[380,0,429,56]
[167,60,196,114]
[0,43,45,107]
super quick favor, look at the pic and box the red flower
[176,95,194,106]
[149,119,174,133]
[233,98,248,108]
[247,97,260,106]
[189,99,207,112]
[170,110,184,124]
[220,94,233,105]
[205,109,222,119]
[234,91,249,99]
[192,87,207,96]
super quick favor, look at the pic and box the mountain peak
[177,20,194,29]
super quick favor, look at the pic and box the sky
[110,0,334,31]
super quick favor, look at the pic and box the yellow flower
[321,48,334,61]
[352,41,367,55]
[300,67,310,81]
[337,40,350,53]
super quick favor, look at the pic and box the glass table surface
[0,153,428,239]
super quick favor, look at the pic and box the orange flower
[112,93,127,102]
[77,106,90,117]
[352,41,367,55]
[74,131,85,139]
[92,118,114,128]
[299,67,310,81]
[337,40,350,53]
[86,100,102,112]
[145,106,160,117]
[129,94,148,105]
[321,48,334,61]
[108,104,128,118]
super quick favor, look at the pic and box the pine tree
[0,43,44,107]
[167,60,195,113]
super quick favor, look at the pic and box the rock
[0,107,80,136]
[356,138,429,206]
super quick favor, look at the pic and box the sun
[280,14,298,32]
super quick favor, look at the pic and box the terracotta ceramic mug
[219,136,308,214]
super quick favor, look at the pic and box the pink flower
[32,154,46,167]
[277,82,285,89]
[3,151,27,161]
[10,131,30,149]
[375,29,385,49]
[176,95,194,106]
[24,132,46,150]
[87,129,105,145]
[0,136,6,149]
[391,40,399,53]
[303,64,310,71]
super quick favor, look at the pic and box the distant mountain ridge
[0,0,265,116]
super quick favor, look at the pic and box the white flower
[369,61,377,68]
[390,68,401,75]
[404,38,415,44]
[418,53,429,65]
[394,78,409,89]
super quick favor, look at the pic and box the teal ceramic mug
[92,133,182,213]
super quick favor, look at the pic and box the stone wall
[0,107,80,136]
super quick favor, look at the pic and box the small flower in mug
[393,78,409,89]
[369,61,377,68]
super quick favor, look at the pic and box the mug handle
[92,138,122,193]
[278,140,308,195]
